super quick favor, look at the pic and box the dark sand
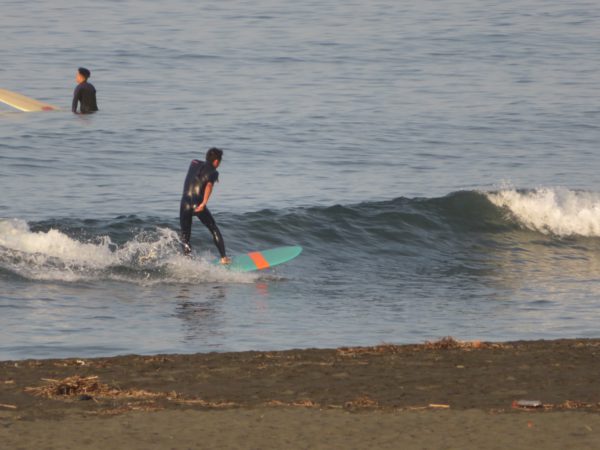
[1,338,600,449]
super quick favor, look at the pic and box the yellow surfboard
[0,88,59,112]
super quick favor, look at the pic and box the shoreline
[2,337,600,449]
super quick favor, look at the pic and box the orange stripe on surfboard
[248,251,270,270]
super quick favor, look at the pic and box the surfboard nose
[0,88,59,112]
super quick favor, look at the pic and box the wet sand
[1,338,600,449]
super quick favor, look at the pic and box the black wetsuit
[72,81,98,114]
[179,159,226,258]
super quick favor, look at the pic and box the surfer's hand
[220,256,231,265]
[194,203,206,213]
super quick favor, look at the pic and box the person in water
[72,67,98,114]
[180,147,230,264]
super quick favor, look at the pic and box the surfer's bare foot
[220,256,231,265]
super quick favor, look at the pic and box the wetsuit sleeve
[208,170,219,184]
[72,85,81,112]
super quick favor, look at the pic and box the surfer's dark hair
[206,147,223,163]
[78,67,91,79]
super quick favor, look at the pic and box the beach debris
[337,338,506,356]
[293,399,319,408]
[512,399,543,409]
[336,344,407,357]
[511,399,600,411]
[557,400,596,410]
[422,337,505,350]
[344,395,378,410]
[265,399,320,408]
[25,376,104,397]
[54,359,88,367]
[0,403,17,409]
[424,337,476,350]
[172,398,237,408]
[24,375,239,413]
[403,404,451,411]
[24,375,163,400]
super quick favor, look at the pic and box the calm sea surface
[1,0,600,360]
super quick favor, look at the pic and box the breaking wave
[2,187,599,283]
[0,219,256,284]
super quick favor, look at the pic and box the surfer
[180,147,231,264]
[72,67,98,114]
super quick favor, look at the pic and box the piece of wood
[0,403,17,409]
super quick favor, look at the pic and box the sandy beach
[1,338,600,449]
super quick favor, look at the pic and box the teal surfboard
[216,246,302,272]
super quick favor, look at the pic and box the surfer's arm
[194,182,213,212]
[72,86,81,113]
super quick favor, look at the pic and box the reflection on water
[482,231,600,300]
[173,282,274,346]
[174,285,226,345]
[434,230,600,340]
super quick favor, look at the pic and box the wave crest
[487,188,600,237]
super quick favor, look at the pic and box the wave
[2,187,599,283]
[487,188,600,237]
[0,219,256,284]
[270,187,600,243]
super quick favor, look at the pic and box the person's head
[76,67,91,84]
[206,147,223,168]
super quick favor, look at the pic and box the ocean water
[1,0,600,360]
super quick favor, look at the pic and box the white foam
[487,188,600,237]
[0,219,256,284]
[0,219,113,264]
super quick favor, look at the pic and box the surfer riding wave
[179,147,230,264]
